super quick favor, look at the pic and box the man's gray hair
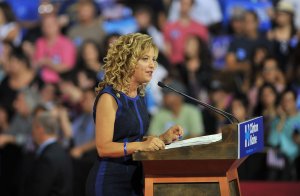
[35,112,59,135]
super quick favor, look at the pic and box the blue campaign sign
[238,116,264,158]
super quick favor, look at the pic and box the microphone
[157,81,239,124]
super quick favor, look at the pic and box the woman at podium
[85,33,183,196]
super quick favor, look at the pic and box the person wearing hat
[148,79,204,139]
[267,0,297,71]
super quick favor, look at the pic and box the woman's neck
[46,34,59,44]
[287,109,298,117]
[127,82,139,97]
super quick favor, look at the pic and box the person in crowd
[227,8,246,38]
[133,5,165,51]
[226,10,272,93]
[168,0,223,30]
[102,33,121,57]
[122,0,167,31]
[39,83,59,109]
[50,103,73,148]
[268,1,298,72]
[177,34,212,101]
[267,88,300,180]
[0,88,39,150]
[232,93,268,180]
[0,2,22,46]
[284,0,300,32]
[0,88,40,196]
[0,41,14,82]
[252,45,271,76]
[248,56,286,111]
[71,88,96,196]
[72,39,103,88]
[0,89,39,195]
[254,83,279,144]
[67,0,105,47]
[148,79,204,138]
[34,14,76,84]
[163,0,209,66]
[210,8,245,71]
[86,33,183,196]
[25,111,73,196]
[230,94,249,122]
[0,48,43,121]
[260,57,286,92]
[202,79,233,135]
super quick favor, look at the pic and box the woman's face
[276,11,292,26]
[262,59,278,83]
[83,42,99,62]
[281,91,296,113]
[243,13,258,34]
[8,57,26,75]
[132,48,156,84]
[184,36,199,58]
[261,87,276,107]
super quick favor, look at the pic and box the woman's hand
[139,136,165,151]
[159,125,184,144]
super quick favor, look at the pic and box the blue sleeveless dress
[86,86,150,196]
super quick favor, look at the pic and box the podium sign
[133,117,265,195]
[238,116,264,158]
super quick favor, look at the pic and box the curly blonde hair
[96,33,158,96]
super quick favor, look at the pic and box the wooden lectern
[133,124,249,196]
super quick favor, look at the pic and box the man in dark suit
[26,111,73,196]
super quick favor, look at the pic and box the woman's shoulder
[95,85,122,105]
[97,85,118,97]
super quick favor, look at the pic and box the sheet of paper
[165,133,222,149]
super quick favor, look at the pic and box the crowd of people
[0,0,300,195]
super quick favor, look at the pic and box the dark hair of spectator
[184,35,212,69]
[102,33,121,56]
[77,0,99,16]
[232,93,249,109]
[245,10,259,22]
[274,5,297,37]
[280,87,298,102]
[76,39,102,68]
[9,48,31,69]
[32,104,48,116]
[133,4,153,18]
[254,83,279,116]
[261,55,279,69]
[0,2,16,23]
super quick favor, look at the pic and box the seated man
[148,79,204,139]
[25,111,73,196]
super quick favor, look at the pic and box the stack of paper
[165,133,222,149]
